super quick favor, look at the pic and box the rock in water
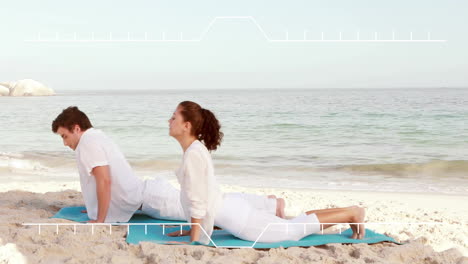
[0,85,9,96]
[0,79,55,96]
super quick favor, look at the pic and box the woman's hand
[87,219,105,223]
[166,241,190,245]
[167,229,191,237]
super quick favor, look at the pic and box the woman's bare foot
[350,206,366,239]
[276,198,285,218]
[267,195,286,219]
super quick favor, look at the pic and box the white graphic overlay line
[25,16,447,43]
[22,221,459,248]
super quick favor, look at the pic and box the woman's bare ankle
[276,198,285,218]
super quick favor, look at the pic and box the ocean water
[1,88,467,194]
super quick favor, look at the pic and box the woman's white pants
[215,193,321,243]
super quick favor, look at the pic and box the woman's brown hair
[178,101,223,151]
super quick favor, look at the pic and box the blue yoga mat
[52,206,399,248]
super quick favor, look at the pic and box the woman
[168,101,365,245]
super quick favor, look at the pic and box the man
[52,106,143,222]
[52,106,285,223]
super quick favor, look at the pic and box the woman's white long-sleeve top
[176,140,223,245]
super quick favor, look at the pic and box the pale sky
[1,0,467,90]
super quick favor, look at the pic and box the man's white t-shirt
[75,128,143,222]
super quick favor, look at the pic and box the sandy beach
[0,182,466,264]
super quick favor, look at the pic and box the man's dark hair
[52,106,93,133]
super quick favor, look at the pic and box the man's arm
[89,165,111,223]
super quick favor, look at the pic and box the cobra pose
[51,106,286,224]
[167,101,366,244]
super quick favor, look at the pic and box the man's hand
[167,229,191,237]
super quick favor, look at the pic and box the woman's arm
[181,150,209,242]
[190,217,203,242]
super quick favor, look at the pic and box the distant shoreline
[54,87,468,94]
